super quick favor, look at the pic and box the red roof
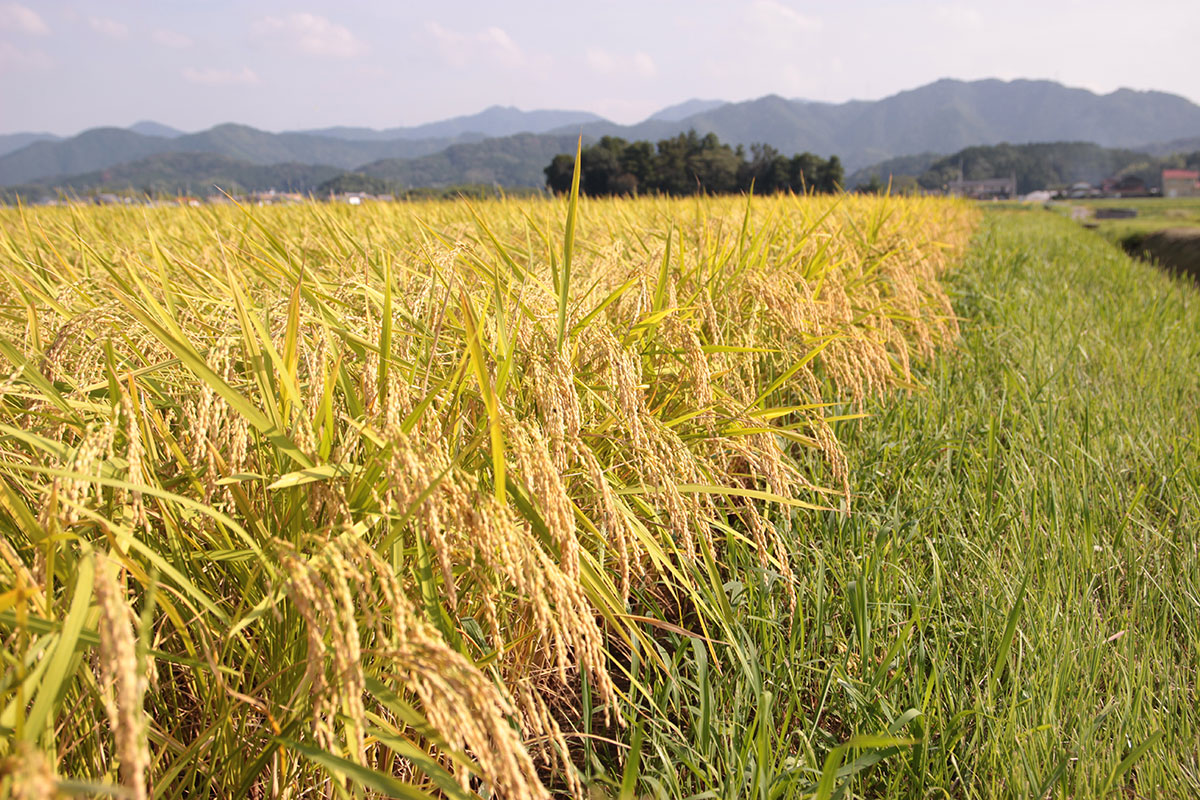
[1162,169,1199,180]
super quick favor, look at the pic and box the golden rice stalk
[2,743,59,800]
[278,532,551,800]
[93,551,149,800]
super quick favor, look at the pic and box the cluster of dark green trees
[545,131,843,196]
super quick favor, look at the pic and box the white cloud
[88,16,127,38]
[255,13,368,58]
[0,40,50,68]
[152,29,193,49]
[182,66,260,86]
[479,26,523,65]
[89,17,128,39]
[427,21,528,69]
[587,47,657,78]
[0,2,49,35]
[751,0,822,32]
[586,47,615,74]
[632,52,657,78]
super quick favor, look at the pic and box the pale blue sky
[2,0,1198,135]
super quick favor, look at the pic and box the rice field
[2,191,1197,798]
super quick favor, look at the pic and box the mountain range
[0,131,61,158]
[0,125,480,185]
[291,106,606,142]
[564,79,1200,169]
[22,152,345,196]
[3,78,1199,195]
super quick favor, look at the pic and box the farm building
[1100,175,1149,197]
[1162,169,1200,198]
[946,176,1017,200]
[1066,182,1099,199]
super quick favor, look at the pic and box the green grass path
[613,210,1200,799]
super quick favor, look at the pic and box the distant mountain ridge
[292,105,606,141]
[0,129,177,185]
[0,125,474,185]
[0,132,61,158]
[649,99,728,122]
[3,78,1200,191]
[1139,135,1200,158]
[358,133,590,188]
[0,107,606,185]
[25,152,344,195]
[129,121,186,138]
[557,79,1200,170]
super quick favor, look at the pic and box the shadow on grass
[1120,227,1200,284]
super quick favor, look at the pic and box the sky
[2,0,1199,136]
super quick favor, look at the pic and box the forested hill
[294,106,605,142]
[849,141,1200,194]
[358,134,587,188]
[919,143,1148,193]
[0,126,469,186]
[19,153,345,197]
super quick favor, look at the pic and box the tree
[609,173,638,196]
[316,173,393,195]
[788,153,823,192]
[652,132,696,195]
[687,133,740,194]
[817,156,843,193]
[580,137,630,196]
[582,146,620,195]
[856,174,885,194]
[741,143,784,193]
[619,140,655,190]
[543,132,848,198]
[544,154,575,194]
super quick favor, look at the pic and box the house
[1100,175,1148,197]
[333,192,394,204]
[1162,169,1200,198]
[946,175,1017,200]
[1066,182,1099,199]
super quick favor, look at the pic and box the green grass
[603,210,1200,798]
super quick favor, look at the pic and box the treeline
[849,142,1200,194]
[545,131,843,196]
[908,142,1200,195]
[917,142,1147,194]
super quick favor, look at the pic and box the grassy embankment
[604,209,1199,798]
[1068,197,1200,241]
[1051,197,1200,282]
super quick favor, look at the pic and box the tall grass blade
[557,135,583,351]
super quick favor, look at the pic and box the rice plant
[0,191,974,797]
